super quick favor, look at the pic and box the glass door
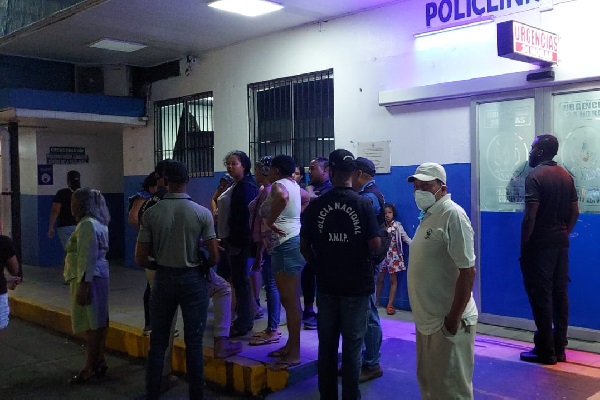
[475,85,600,336]
[549,88,600,331]
[476,96,536,322]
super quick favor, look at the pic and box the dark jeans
[520,247,569,357]
[216,246,231,281]
[143,281,151,327]
[362,273,382,368]
[301,261,316,317]
[229,245,253,333]
[317,292,369,400]
[146,267,209,400]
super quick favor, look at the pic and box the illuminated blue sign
[425,0,540,28]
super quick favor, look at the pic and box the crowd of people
[129,148,478,400]
[0,133,577,400]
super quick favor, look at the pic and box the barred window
[248,69,334,168]
[154,92,214,177]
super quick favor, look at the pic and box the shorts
[271,235,304,277]
[0,293,9,329]
[70,276,109,334]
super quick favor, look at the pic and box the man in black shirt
[353,156,386,382]
[520,134,579,365]
[301,149,380,400]
[301,157,333,330]
[48,170,80,249]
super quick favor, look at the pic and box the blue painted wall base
[22,193,124,267]
[481,211,600,330]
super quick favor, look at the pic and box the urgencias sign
[497,20,558,65]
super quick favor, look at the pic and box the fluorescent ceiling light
[89,38,147,52]
[208,0,283,17]
[414,16,495,38]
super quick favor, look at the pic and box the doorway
[474,84,600,339]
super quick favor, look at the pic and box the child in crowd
[376,203,412,315]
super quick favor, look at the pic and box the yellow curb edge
[8,295,289,396]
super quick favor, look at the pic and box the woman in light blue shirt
[63,188,110,384]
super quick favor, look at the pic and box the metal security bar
[248,69,334,168]
[154,92,214,177]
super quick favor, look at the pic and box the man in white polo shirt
[407,162,478,400]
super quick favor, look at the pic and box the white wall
[123,0,600,174]
[19,129,38,196]
[36,130,124,195]
[123,124,154,176]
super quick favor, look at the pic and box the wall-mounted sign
[46,146,89,164]
[37,164,53,185]
[356,141,391,174]
[497,20,558,66]
[424,0,541,29]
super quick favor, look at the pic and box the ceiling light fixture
[89,38,147,53]
[208,0,283,17]
[414,16,495,38]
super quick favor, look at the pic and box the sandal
[386,306,396,315]
[270,359,301,371]
[252,329,282,338]
[68,368,96,384]
[267,348,289,358]
[249,335,280,346]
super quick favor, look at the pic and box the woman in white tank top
[259,155,310,369]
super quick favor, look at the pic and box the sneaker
[359,365,383,383]
[160,374,179,394]
[214,337,243,358]
[142,326,152,336]
[303,315,317,330]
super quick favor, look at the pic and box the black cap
[328,149,356,172]
[355,157,376,176]
[154,159,173,178]
[164,160,189,184]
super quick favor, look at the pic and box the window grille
[154,92,214,177]
[248,69,334,168]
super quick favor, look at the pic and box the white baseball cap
[407,162,446,185]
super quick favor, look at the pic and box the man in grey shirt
[136,160,218,400]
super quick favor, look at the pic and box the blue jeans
[146,267,209,400]
[362,273,382,368]
[317,292,369,400]
[261,252,281,331]
[57,225,76,250]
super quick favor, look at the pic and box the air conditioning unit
[103,65,132,96]
[75,66,104,94]
[75,65,131,96]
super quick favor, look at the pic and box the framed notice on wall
[356,141,391,174]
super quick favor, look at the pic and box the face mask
[414,187,441,211]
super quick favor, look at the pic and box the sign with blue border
[38,164,53,185]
